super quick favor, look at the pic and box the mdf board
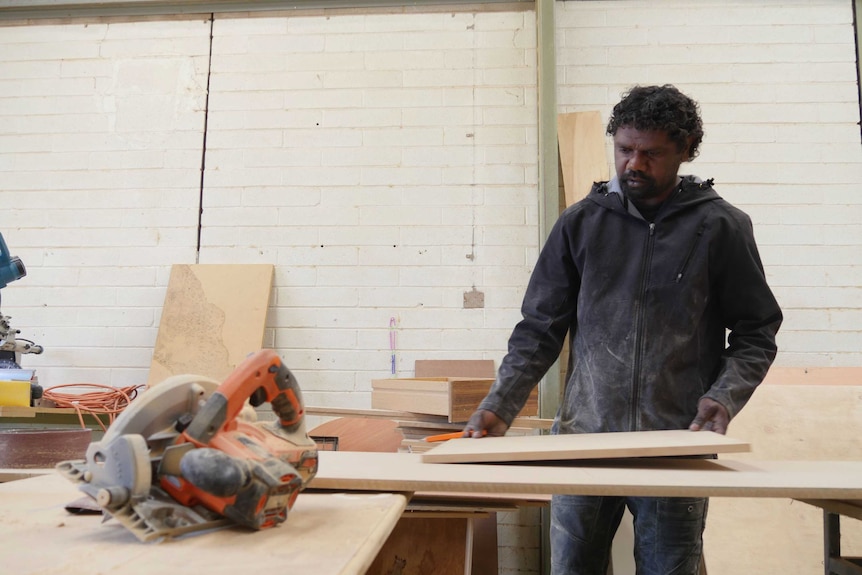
[312,451,862,500]
[371,377,538,422]
[0,472,407,575]
[557,111,609,207]
[420,429,750,464]
[147,264,273,388]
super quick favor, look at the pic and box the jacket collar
[589,175,719,219]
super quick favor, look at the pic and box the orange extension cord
[41,383,146,432]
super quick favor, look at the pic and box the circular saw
[57,349,319,542]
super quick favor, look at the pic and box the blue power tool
[0,233,43,394]
[0,232,26,290]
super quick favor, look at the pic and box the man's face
[613,126,691,205]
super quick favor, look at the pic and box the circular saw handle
[183,349,307,445]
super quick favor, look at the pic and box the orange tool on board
[425,430,487,442]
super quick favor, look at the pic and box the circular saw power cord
[41,383,146,432]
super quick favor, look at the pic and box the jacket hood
[586,175,720,220]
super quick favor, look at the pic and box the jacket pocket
[675,219,708,283]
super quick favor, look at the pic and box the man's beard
[619,171,663,203]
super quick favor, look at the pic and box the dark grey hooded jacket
[477,175,782,434]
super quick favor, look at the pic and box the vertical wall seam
[196,14,215,262]
[854,0,862,143]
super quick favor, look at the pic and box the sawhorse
[799,499,862,575]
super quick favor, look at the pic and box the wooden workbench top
[0,473,407,575]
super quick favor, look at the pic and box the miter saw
[0,232,43,370]
[56,349,319,542]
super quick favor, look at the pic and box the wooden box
[371,377,538,423]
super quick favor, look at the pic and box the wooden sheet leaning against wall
[146,264,273,388]
[704,367,862,575]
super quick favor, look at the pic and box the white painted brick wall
[556,0,862,368]
[497,507,543,574]
[0,17,211,386]
[201,7,540,410]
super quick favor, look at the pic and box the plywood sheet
[704,383,862,575]
[147,264,273,388]
[371,377,538,422]
[0,468,52,482]
[312,450,862,500]
[421,429,749,464]
[414,359,496,378]
[761,366,862,385]
[367,516,469,575]
[309,418,403,453]
[557,111,609,206]
[0,473,406,575]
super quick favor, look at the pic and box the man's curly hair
[606,85,704,160]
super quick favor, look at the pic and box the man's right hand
[462,409,509,438]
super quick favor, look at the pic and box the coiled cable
[41,383,145,431]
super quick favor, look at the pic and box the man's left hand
[688,398,730,435]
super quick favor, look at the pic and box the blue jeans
[550,495,708,575]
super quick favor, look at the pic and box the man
[463,85,782,575]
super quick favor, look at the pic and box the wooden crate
[371,377,538,423]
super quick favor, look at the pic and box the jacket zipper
[675,220,707,283]
[630,221,656,431]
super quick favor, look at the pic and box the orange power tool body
[160,349,318,531]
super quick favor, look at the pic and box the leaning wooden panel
[147,264,273,388]
[312,451,862,500]
[420,429,749,464]
[704,383,862,575]
[557,110,609,207]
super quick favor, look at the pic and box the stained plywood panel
[421,429,749,464]
[147,264,273,388]
[312,450,862,500]
[0,429,91,468]
[367,516,470,575]
[557,111,609,207]
[0,473,406,575]
[309,418,404,453]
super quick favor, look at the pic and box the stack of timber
[369,359,546,452]
[304,405,552,454]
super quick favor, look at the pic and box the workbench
[801,499,862,575]
[312,451,862,575]
[3,451,862,575]
[0,472,407,575]
[0,405,106,436]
